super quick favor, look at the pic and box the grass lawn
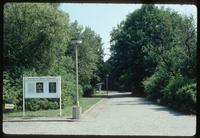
[3,96,102,120]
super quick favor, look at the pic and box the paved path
[3,91,196,136]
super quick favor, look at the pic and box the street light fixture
[71,38,82,119]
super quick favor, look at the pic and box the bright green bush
[61,73,81,106]
[160,76,192,107]
[39,99,49,110]
[144,70,196,114]
[175,83,196,114]
[3,72,21,111]
[143,70,169,101]
[82,85,94,97]
[25,99,60,111]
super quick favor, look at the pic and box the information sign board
[22,76,62,116]
[24,77,61,98]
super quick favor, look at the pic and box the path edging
[82,98,106,116]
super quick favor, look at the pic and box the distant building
[96,82,104,92]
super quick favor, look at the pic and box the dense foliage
[3,3,104,111]
[108,5,196,114]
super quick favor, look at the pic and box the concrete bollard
[72,106,82,119]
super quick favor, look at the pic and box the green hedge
[160,76,196,114]
[3,72,21,111]
[82,85,95,97]
[160,76,191,107]
[175,83,196,114]
[144,73,196,114]
[143,71,169,101]
[25,99,60,111]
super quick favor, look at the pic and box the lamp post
[71,38,82,119]
[106,74,109,97]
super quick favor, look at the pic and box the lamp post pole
[106,74,109,97]
[71,38,82,119]
[75,44,79,107]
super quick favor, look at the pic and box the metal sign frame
[23,76,62,116]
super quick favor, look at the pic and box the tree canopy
[107,5,196,113]
[3,3,104,110]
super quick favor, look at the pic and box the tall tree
[108,4,196,95]
[4,3,70,76]
[3,3,76,109]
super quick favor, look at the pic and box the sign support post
[59,77,62,116]
[23,77,25,116]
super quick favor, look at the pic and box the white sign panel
[24,76,61,98]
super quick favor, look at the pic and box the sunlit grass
[3,97,102,120]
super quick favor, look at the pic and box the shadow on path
[113,98,186,116]
[3,117,83,122]
[91,94,108,98]
[108,93,133,98]
[90,91,192,117]
[149,107,186,116]
[92,91,133,98]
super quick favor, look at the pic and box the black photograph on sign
[49,82,56,93]
[36,82,43,93]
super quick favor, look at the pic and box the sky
[59,4,197,61]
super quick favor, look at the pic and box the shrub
[3,72,21,111]
[175,83,196,114]
[25,99,60,111]
[82,85,94,97]
[48,101,59,109]
[143,70,169,101]
[160,76,192,108]
[39,99,50,110]
[62,78,77,106]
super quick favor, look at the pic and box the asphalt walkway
[3,91,196,136]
